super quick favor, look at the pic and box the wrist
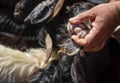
[114,1,120,24]
[109,0,120,2]
[107,1,120,25]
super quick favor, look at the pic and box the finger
[69,10,95,24]
[74,26,100,47]
[71,27,98,46]
[72,34,105,52]
[83,42,105,52]
[72,25,102,52]
[71,35,87,46]
[93,42,105,51]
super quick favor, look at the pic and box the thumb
[69,10,95,24]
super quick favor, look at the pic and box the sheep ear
[24,0,64,24]
[45,32,53,63]
[48,0,64,22]
[53,0,64,18]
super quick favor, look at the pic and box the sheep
[0,0,120,83]
[21,1,120,83]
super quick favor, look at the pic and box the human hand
[110,0,120,2]
[69,2,120,52]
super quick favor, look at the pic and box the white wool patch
[0,44,57,83]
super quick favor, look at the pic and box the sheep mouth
[67,21,92,39]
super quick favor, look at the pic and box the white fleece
[0,44,57,83]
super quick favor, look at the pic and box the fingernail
[71,36,74,39]
[69,18,80,24]
[69,18,77,21]
[71,35,77,39]
[69,18,75,21]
